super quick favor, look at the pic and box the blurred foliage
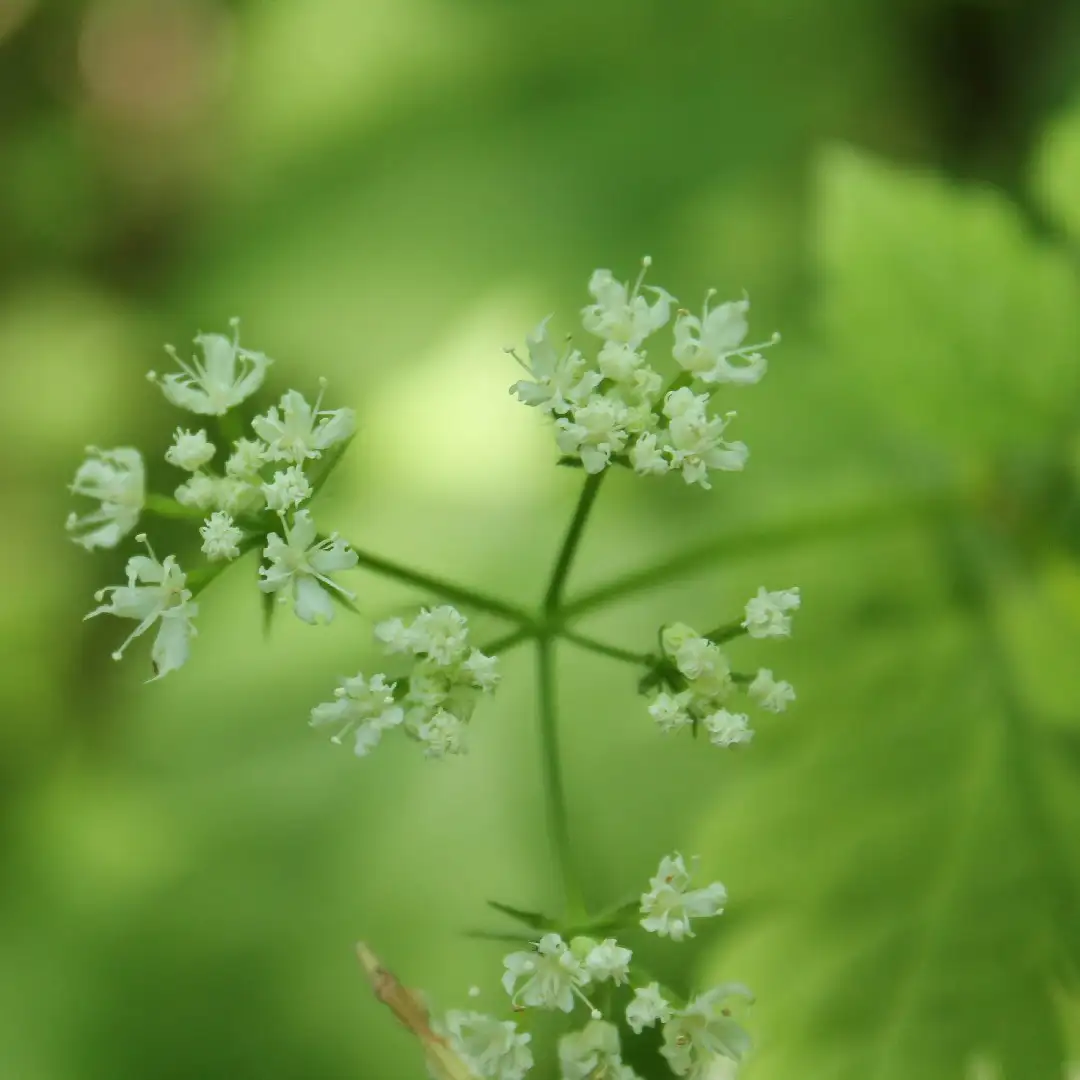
[3,1,1080,1079]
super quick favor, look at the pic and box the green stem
[561,630,653,667]
[544,472,606,613]
[536,635,584,920]
[706,619,746,645]
[348,547,534,625]
[480,626,538,655]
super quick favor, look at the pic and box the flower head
[502,933,589,1014]
[648,690,694,734]
[749,668,796,713]
[164,428,216,472]
[442,1011,533,1080]
[85,536,197,680]
[703,709,753,748]
[626,982,672,1034]
[151,319,271,415]
[261,465,313,512]
[582,938,632,985]
[662,389,748,489]
[253,384,355,464]
[742,586,801,639]
[673,292,779,385]
[661,984,755,1075]
[582,258,675,347]
[199,511,244,561]
[66,446,145,550]
[258,509,357,624]
[640,852,727,941]
[414,707,468,758]
[225,437,268,478]
[559,1020,640,1080]
[509,317,601,414]
[310,673,404,756]
[555,397,630,473]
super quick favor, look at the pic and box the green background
[3,1,1080,1077]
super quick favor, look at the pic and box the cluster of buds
[643,586,800,747]
[419,851,748,1080]
[309,605,500,759]
[67,320,358,679]
[508,259,779,489]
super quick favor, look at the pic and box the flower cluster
[441,851,747,1079]
[67,321,358,679]
[644,585,799,747]
[310,606,500,759]
[509,259,779,488]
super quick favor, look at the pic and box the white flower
[583,938,632,985]
[748,668,796,713]
[661,984,755,1075]
[66,446,145,550]
[502,933,589,1013]
[626,983,672,1034]
[559,1021,640,1080]
[663,388,748,490]
[374,616,413,654]
[673,293,778,386]
[261,465,313,512]
[661,624,728,683]
[199,511,244,561]
[742,586,801,639]
[555,397,630,473]
[581,259,675,346]
[414,708,468,758]
[164,428,216,472]
[151,319,272,415]
[174,473,219,511]
[310,673,404,757]
[442,1011,533,1080]
[410,605,470,665]
[253,385,355,464]
[596,340,646,383]
[703,709,753,748]
[640,853,727,941]
[629,431,670,476]
[258,509,357,624]
[463,648,501,692]
[509,317,601,414]
[648,690,694,734]
[85,537,197,680]
[225,437,267,478]
[175,473,263,516]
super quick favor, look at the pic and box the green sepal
[261,588,276,638]
[486,900,555,931]
[462,928,538,944]
[556,455,586,469]
[143,493,206,520]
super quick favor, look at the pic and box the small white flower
[509,317,601,414]
[85,536,197,680]
[258,509,357,624]
[199,511,244,561]
[151,319,272,415]
[66,446,145,550]
[374,616,413,654]
[261,465,313,512]
[748,668,796,713]
[583,938,632,985]
[410,605,470,665]
[253,385,355,464]
[174,473,219,511]
[164,428,216,472]
[742,586,801,639]
[640,852,727,941]
[661,984,755,1075]
[663,388,748,490]
[629,431,670,476]
[559,1020,640,1080]
[310,673,404,757]
[502,933,589,1013]
[673,292,779,386]
[415,708,468,758]
[442,1011,533,1080]
[660,624,727,683]
[581,259,675,347]
[703,709,753,748]
[175,474,263,516]
[596,340,646,383]
[626,983,672,1034]
[463,648,501,692]
[225,437,267,478]
[555,397,630,473]
[648,690,694,734]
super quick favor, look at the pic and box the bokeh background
[4,1,1080,1077]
